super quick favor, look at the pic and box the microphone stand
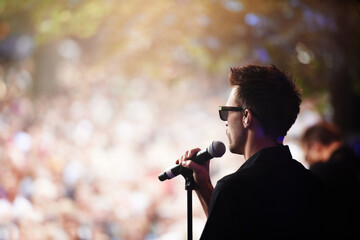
[181,168,196,240]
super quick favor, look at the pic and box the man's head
[228,64,301,139]
[300,121,342,165]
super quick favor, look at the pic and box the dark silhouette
[301,121,360,239]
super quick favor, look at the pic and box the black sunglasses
[218,106,244,121]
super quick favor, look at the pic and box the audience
[0,61,226,240]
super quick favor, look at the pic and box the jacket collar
[239,145,292,170]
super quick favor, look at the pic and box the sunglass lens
[219,110,227,121]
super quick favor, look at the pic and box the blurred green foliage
[1,0,360,135]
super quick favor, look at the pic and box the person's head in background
[300,121,342,166]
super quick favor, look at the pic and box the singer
[177,65,329,239]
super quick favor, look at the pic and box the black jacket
[200,145,329,240]
[310,146,360,239]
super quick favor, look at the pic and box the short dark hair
[301,121,342,147]
[229,64,301,138]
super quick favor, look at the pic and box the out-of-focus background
[0,0,359,239]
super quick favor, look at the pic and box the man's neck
[244,135,280,161]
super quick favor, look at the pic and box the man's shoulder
[217,156,325,192]
[215,167,262,192]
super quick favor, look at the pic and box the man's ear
[243,109,251,127]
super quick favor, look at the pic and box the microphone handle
[158,149,213,181]
[158,165,182,181]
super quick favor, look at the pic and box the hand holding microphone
[158,141,226,181]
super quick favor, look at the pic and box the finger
[186,150,191,159]
[181,159,205,172]
[180,153,186,162]
[181,159,191,168]
[185,160,202,171]
[176,148,202,166]
[187,148,201,159]
[184,150,190,160]
[176,152,188,165]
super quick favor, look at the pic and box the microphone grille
[208,141,226,157]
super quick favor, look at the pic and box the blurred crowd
[0,50,234,240]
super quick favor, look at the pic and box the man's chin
[228,142,244,155]
[229,148,241,155]
[228,143,237,154]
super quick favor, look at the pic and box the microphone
[158,141,226,181]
